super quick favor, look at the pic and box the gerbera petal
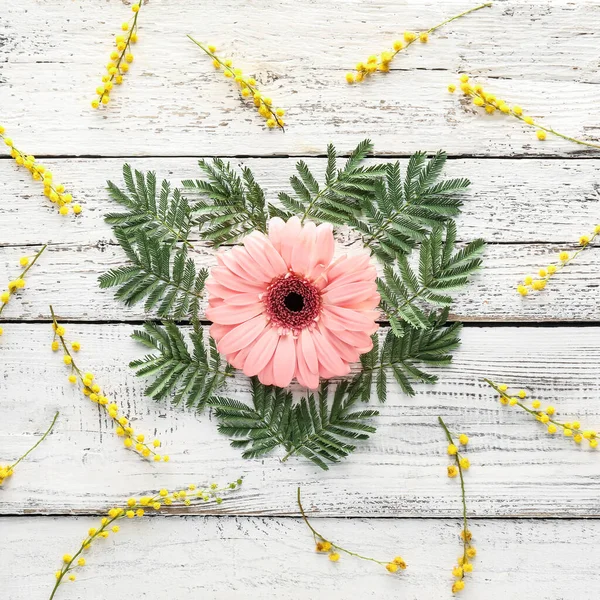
[258,358,275,386]
[323,282,378,307]
[223,292,262,306]
[291,221,316,274]
[243,326,280,377]
[216,314,267,355]
[210,267,266,293]
[300,328,319,373]
[267,216,286,253]
[322,266,377,291]
[279,216,302,267]
[230,246,272,283]
[245,232,288,277]
[322,305,376,331]
[272,334,296,388]
[206,302,264,326]
[306,223,335,279]
[311,328,350,376]
[209,322,235,343]
[326,253,370,282]
[219,248,267,283]
[206,280,239,301]
[228,342,254,370]
[296,342,320,389]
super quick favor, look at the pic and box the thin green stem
[187,35,284,131]
[297,487,389,565]
[99,4,142,103]
[390,2,492,59]
[0,244,48,317]
[483,379,592,437]
[49,305,158,458]
[522,230,599,289]
[438,417,469,577]
[48,479,241,599]
[10,411,59,470]
[426,3,492,35]
[464,86,600,150]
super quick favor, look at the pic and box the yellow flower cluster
[449,75,600,149]
[298,487,406,573]
[517,225,600,296]
[0,128,80,215]
[438,417,475,594]
[49,477,242,598]
[188,36,285,130]
[50,306,167,461]
[347,3,491,84]
[0,245,48,336]
[486,380,598,448]
[0,411,59,486]
[92,3,142,109]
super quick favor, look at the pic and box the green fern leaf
[210,378,378,470]
[378,223,485,333]
[354,152,470,260]
[278,139,387,224]
[105,165,194,247]
[99,228,207,320]
[130,321,233,410]
[182,158,274,246]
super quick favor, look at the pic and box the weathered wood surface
[1,157,599,246]
[2,1,600,597]
[0,241,598,322]
[1,324,599,517]
[3,516,600,599]
[1,1,600,157]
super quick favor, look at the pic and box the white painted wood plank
[2,516,600,599]
[1,1,600,156]
[1,157,599,246]
[0,242,598,322]
[1,324,599,517]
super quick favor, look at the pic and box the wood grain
[1,241,599,323]
[1,157,599,247]
[1,1,600,157]
[1,323,599,517]
[2,516,600,600]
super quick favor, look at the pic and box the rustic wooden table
[1,1,599,598]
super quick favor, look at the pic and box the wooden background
[1,1,599,598]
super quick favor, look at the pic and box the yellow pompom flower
[348,4,490,84]
[93,2,143,109]
[188,36,285,130]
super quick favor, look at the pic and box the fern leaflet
[130,320,233,409]
[99,228,207,320]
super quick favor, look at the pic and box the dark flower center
[264,273,322,332]
[284,292,304,313]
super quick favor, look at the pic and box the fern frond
[354,152,470,261]
[378,223,485,333]
[130,320,233,410]
[279,139,387,225]
[99,228,207,320]
[210,378,378,470]
[105,165,194,247]
[182,158,273,246]
[353,308,461,402]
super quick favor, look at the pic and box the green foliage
[352,309,462,401]
[99,228,207,320]
[278,139,387,224]
[210,378,379,470]
[182,158,272,246]
[378,222,485,334]
[105,165,193,246]
[130,320,233,410]
[349,152,470,261]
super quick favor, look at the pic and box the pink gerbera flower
[206,216,380,388]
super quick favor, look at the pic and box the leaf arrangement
[101,140,485,469]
